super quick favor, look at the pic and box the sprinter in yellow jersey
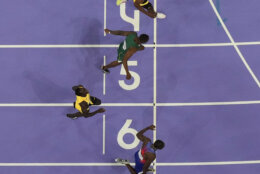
[116,0,166,19]
[66,85,105,119]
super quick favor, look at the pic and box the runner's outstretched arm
[136,125,155,142]
[104,29,136,36]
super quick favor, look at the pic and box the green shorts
[117,52,125,62]
[117,46,126,62]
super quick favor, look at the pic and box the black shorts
[142,2,153,10]
[73,96,101,108]
[90,96,101,105]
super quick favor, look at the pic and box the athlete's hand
[98,108,106,113]
[104,29,111,34]
[126,73,131,80]
[148,125,156,130]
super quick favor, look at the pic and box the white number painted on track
[117,119,140,149]
[120,3,140,31]
[119,60,140,90]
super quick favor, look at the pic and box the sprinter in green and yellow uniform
[116,0,166,19]
[66,85,105,119]
[101,29,149,80]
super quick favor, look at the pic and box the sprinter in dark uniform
[66,85,105,119]
[115,125,165,174]
[101,28,149,80]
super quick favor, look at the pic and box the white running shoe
[115,158,130,164]
[116,0,127,6]
[100,66,110,74]
[137,168,155,173]
[148,168,156,172]
[157,12,166,19]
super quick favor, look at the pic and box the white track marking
[236,41,260,46]
[153,1,157,173]
[1,160,260,166]
[103,114,106,155]
[155,43,232,47]
[0,163,135,166]
[0,101,260,107]
[0,45,119,48]
[209,0,260,88]
[0,103,153,107]
[157,160,260,166]
[157,100,260,106]
[103,56,106,95]
[104,0,107,36]
[1,42,260,48]
[119,3,140,31]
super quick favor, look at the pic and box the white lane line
[153,1,157,174]
[157,100,260,106]
[209,0,260,88]
[103,55,106,95]
[103,114,106,155]
[1,160,260,166]
[0,45,119,48]
[0,101,260,107]
[236,41,260,46]
[157,160,260,166]
[0,103,153,107]
[104,0,107,36]
[0,42,260,48]
[0,163,135,166]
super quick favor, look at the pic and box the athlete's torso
[118,33,141,53]
[75,94,93,113]
[138,141,156,164]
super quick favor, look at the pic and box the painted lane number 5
[118,60,140,90]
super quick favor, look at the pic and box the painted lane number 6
[117,119,140,149]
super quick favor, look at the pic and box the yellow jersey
[133,0,149,6]
[75,94,93,113]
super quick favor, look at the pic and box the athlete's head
[153,140,165,150]
[139,34,149,43]
[75,87,88,96]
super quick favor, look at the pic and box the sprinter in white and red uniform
[115,125,165,174]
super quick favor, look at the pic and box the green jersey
[117,33,141,62]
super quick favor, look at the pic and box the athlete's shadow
[23,71,71,102]
[70,17,105,88]
[23,71,74,115]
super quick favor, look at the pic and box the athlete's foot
[116,0,127,6]
[157,12,166,19]
[115,158,130,164]
[101,66,110,74]
[67,114,78,120]
[148,168,156,172]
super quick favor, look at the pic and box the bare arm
[136,125,155,142]
[80,101,105,117]
[104,29,136,36]
[138,45,145,51]
[134,0,156,18]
